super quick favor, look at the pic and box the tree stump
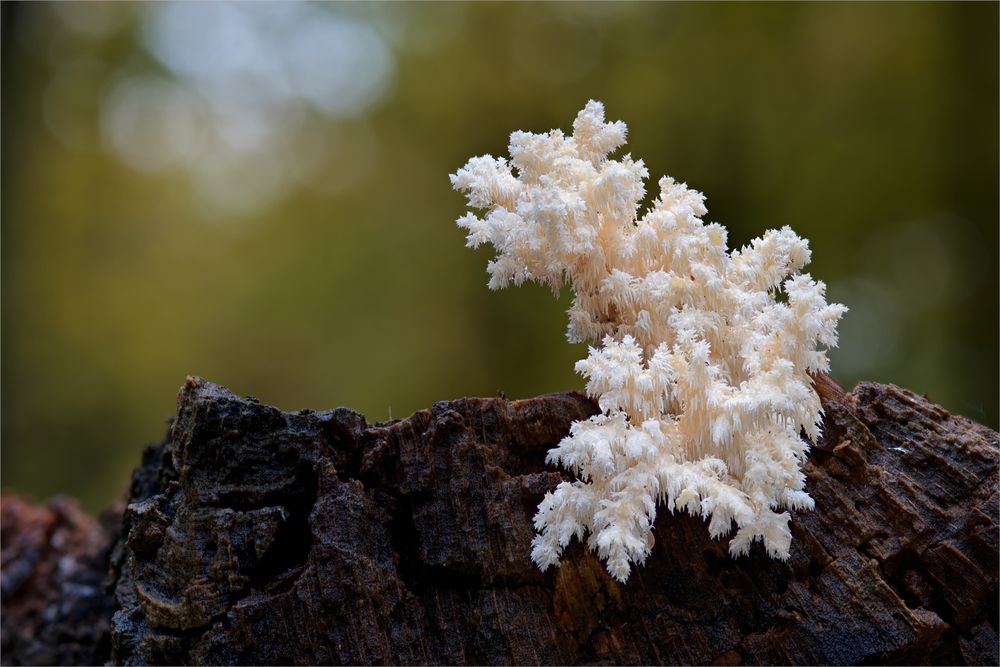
[2,377,997,665]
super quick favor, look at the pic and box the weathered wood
[2,377,998,665]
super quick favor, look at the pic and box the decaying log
[2,376,998,665]
[0,494,118,665]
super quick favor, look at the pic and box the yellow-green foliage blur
[2,3,997,512]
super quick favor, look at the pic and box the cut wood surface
[2,377,997,665]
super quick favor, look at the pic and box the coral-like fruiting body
[452,101,847,582]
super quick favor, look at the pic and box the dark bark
[2,376,997,665]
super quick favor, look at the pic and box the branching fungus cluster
[452,101,846,582]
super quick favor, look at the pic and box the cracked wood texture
[2,377,998,666]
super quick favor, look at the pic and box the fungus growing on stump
[452,101,847,581]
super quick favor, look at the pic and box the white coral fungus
[451,101,847,582]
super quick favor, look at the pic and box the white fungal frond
[452,101,847,582]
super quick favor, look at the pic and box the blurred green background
[2,2,997,512]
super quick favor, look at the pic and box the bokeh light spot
[100,76,206,173]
